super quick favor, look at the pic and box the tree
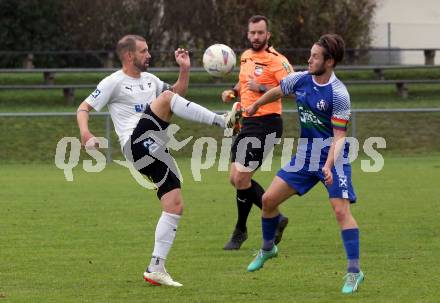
[0,0,377,67]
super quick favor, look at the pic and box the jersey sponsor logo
[254,66,263,76]
[134,104,144,113]
[298,105,325,127]
[316,99,328,111]
[91,88,101,99]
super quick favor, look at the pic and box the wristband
[258,84,267,93]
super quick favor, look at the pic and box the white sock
[148,211,181,273]
[170,94,225,127]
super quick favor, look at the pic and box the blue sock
[262,215,280,251]
[341,228,360,273]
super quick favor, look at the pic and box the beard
[134,57,148,72]
[250,37,268,51]
[310,63,326,76]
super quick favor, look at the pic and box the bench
[0,82,240,105]
[344,79,440,98]
[0,84,96,105]
[1,65,439,103]
[1,65,440,83]
[2,47,438,68]
[1,78,440,104]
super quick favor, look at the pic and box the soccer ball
[202,44,236,77]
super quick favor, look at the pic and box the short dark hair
[116,35,146,61]
[248,15,270,31]
[316,34,345,67]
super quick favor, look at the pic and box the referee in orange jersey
[222,15,293,250]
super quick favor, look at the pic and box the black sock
[250,179,264,209]
[235,180,265,232]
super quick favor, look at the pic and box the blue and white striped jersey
[280,71,351,164]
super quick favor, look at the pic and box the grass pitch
[1,156,439,302]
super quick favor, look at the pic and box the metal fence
[1,108,439,162]
[1,47,439,68]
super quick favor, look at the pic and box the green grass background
[1,110,440,164]
[1,68,439,302]
[1,156,440,302]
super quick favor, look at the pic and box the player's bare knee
[174,200,184,215]
[262,193,276,212]
[166,198,184,215]
[229,174,236,186]
[157,90,175,105]
[161,189,184,214]
[230,172,251,189]
[333,205,349,223]
[234,177,251,189]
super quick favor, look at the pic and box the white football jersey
[85,70,167,147]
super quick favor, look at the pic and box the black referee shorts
[231,114,283,170]
[123,105,181,199]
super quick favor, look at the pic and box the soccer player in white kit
[76,35,240,287]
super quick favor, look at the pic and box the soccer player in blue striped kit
[245,34,364,294]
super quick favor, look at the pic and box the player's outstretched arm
[245,86,283,116]
[172,48,190,96]
[77,101,98,148]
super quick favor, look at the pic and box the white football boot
[143,271,183,287]
[223,101,242,136]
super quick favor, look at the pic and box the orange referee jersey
[238,46,293,117]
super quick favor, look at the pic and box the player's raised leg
[247,176,297,272]
[330,198,364,293]
[149,90,241,130]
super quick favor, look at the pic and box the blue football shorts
[277,156,357,203]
